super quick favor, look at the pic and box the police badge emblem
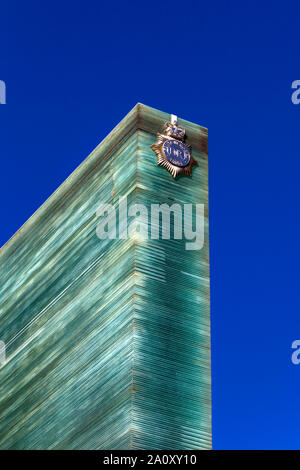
[150,115,197,178]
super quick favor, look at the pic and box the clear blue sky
[1,0,300,450]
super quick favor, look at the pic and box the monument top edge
[0,103,207,256]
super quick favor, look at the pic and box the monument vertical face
[0,104,210,449]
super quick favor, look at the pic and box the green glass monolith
[0,104,211,449]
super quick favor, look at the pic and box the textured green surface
[0,104,210,449]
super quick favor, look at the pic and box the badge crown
[163,122,185,141]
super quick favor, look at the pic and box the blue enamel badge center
[163,140,191,168]
[151,118,197,178]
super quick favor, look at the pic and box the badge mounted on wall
[150,115,197,179]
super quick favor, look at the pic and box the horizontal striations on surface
[0,105,210,449]
[0,132,140,449]
[130,131,211,450]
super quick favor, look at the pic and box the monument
[0,104,211,449]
